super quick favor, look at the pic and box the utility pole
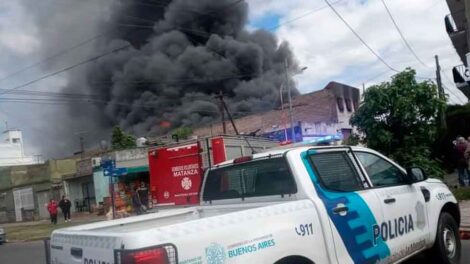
[285,59,295,143]
[216,91,256,154]
[216,91,227,134]
[75,131,88,158]
[279,83,288,142]
[435,55,447,130]
[80,136,85,158]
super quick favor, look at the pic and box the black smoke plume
[22,0,299,156]
[89,0,300,134]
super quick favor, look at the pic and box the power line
[0,34,103,83]
[380,0,429,68]
[266,0,344,31]
[0,0,245,97]
[0,0,241,85]
[0,72,260,101]
[0,44,131,96]
[324,0,399,72]
[441,72,467,104]
[0,96,261,116]
[442,84,466,104]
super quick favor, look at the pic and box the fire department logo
[181,177,192,190]
[205,243,226,264]
[163,191,170,199]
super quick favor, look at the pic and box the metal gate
[13,187,34,222]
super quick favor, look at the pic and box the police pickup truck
[49,146,461,264]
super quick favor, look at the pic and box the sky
[0,0,466,158]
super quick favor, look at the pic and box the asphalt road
[0,240,47,264]
[0,240,469,263]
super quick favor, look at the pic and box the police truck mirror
[406,167,427,183]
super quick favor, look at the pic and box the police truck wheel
[430,212,461,264]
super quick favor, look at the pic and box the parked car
[49,146,461,264]
[0,227,5,245]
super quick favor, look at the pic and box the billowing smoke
[21,0,299,156]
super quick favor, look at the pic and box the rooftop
[192,81,359,137]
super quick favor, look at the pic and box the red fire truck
[147,136,278,207]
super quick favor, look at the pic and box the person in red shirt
[47,199,58,225]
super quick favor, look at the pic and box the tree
[111,126,136,150]
[351,69,446,178]
[172,127,193,141]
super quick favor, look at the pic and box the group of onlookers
[46,196,72,224]
[454,136,470,187]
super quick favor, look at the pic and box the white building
[0,129,38,167]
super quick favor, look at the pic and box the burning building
[192,82,360,143]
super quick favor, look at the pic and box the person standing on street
[137,182,149,210]
[47,199,58,225]
[59,196,72,222]
[465,136,470,185]
[131,189,143,215]
[454,137,468,186]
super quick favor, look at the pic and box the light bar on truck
[115,244,177,264]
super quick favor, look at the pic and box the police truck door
[303,149,389,264]
[355,151,429,261]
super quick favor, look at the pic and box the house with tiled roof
[192,81,360,143]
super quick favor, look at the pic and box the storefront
[111,167,149,215]
[63,159,95,213]
[93,147,150,217]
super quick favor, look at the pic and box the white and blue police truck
[49,146,461,264]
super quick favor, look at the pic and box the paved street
[405,240,470,263]
[0,240,46,264]
[0,240,469,264]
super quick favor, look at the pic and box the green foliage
[343,133,361,146]
[172,127,193,140]
[351,69,446,178]
[451,187,470,201]
[111,126,136,150]
[390,147,446,179]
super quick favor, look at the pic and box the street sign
[112,167,128,177]
[103,167,127,177]
[103,167,112,177]
[101,159,126,177]
[101,159,116,170]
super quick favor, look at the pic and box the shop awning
[127,166,149,174]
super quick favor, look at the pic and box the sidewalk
[443,172,470,230]
[1,212,105,228]
[2,212,106,242]
[460,200,470,230]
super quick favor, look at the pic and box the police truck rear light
[233,156,252,164]
[115,244,177,264]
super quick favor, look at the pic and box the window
[355,152,406,187]
[345,99,352,112]
[203,157,297,201]
[309,152,363,192]
[337,97,344,112]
